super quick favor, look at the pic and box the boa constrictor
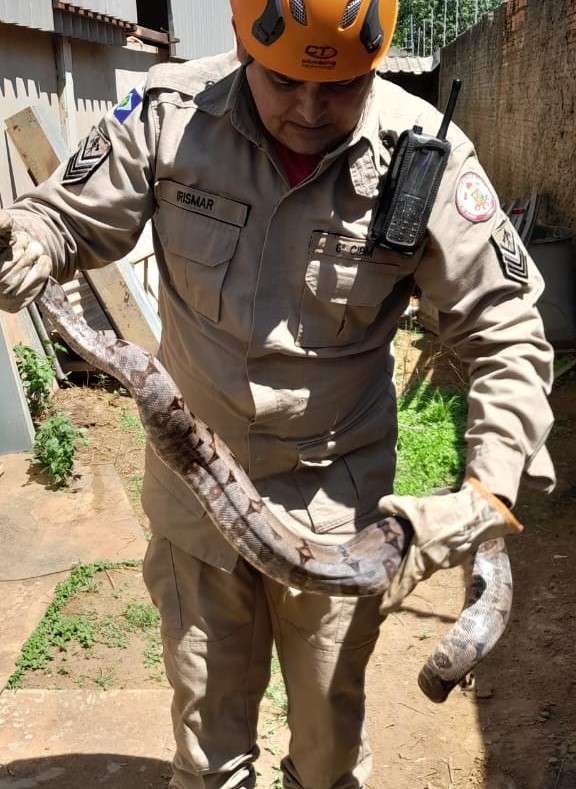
[38,277,513,703]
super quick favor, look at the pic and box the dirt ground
[15,333,576,789]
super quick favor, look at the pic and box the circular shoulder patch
[456,172,497,223]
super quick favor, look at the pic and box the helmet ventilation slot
[341,0,362,29]
[289,0,308,25]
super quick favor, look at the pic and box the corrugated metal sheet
[53,7,127,45]
[0,0,54,31]
[379,50,440,75]
[170,0,235,61]
[62,273,115,334]
[70,0,137,24]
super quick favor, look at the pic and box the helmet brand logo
[305,45,338,60]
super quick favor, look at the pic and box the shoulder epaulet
[145,51,239,98]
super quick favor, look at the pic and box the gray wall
[0,0,54,31]
[170,0,235,61]
[0,24,165,208]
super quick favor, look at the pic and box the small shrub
[14,343,56,420]
[123,602,159,632]
[33,413,88,487]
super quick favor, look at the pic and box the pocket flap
[305,258,404,307]
[155,204,240,267]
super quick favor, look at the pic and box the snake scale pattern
[38,277,513,703]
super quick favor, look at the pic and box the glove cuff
[465,477,524,534]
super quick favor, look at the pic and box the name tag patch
[492,222,529,283]
[62,127,111,185]
[312,232,377,262]
[156,181,249,227]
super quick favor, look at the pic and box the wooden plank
[4,105,161,355]
[84,261,160,351]
[0,309,44,359]
[3,106,69,185]
[54,35,79,149]
[0,317,35,455]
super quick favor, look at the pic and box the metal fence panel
[170,0,235,61]
[71,0,138,24]
[53,8,127,46]
[0,0,54,31]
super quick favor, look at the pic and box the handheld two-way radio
[369,79,462,256]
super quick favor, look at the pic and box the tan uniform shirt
[8,51,555,571]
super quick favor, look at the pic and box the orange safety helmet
[230,0,399,82]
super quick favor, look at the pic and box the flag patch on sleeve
[62,127,111,185]
[456,172,497,223]
[113,87,143,124]
[492,221,530,283]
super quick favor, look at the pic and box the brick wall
[439,0,576,230]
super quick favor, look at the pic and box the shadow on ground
[0,754,171,789]
[470,375,576,789]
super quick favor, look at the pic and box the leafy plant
[51,614,96,651]
[13,343,56,420]
[7,561,141,689]
[123,602,159,632]
[33,413,88,487]
[143,633,163,669]
[98,615,129,649]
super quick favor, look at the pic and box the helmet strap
[253,0,286,46]
[360,0,384,53]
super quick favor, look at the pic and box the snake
[37,276,513,703]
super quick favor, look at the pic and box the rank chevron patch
[62,127,111,186]
[492,221,530,283]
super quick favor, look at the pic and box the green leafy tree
[393,0,506,55]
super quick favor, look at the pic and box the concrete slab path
[0,689,174,788]
[0,455,147,690]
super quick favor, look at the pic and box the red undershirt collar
[272,140,323,188]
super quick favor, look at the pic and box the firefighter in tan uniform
[0,1,555,787]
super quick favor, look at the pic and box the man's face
[245,60,375,156]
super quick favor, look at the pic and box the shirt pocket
[154,181,247,322]
[296,231,418,349]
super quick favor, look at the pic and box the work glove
[378,477,523,613]
[0,210,52,313]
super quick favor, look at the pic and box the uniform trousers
[143,535,386,789]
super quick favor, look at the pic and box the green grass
[265,648,288,722]
[93,666,116,690]
[395,383,468,496]
[119,410,146,446]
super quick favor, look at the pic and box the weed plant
[7,562,141,689]
[13,343,56,421]
[33,413,88,487]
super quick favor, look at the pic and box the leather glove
[378,477,523,613]
[0,210,52,313]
